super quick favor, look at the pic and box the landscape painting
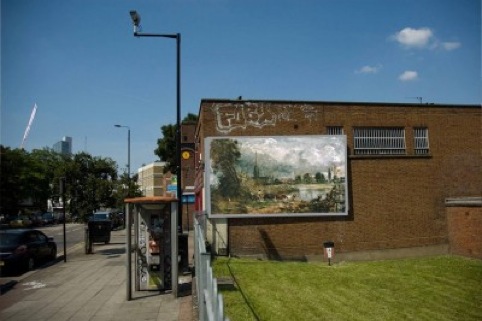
[205,135,348,218]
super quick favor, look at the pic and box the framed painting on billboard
[205,135,348,218]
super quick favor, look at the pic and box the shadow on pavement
[178,282,192,297]
[96,247,126,256]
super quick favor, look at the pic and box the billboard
[205,135,348,218]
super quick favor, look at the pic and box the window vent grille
[327,126,344,135]
[414,127,430,155]
[353,127,406,155]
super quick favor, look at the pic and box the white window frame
[353,127,406,155]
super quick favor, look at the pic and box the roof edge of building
[199,98,481,109]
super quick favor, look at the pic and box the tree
[182,113,198,124]
[31,150,119,220]
[1,146,28,213]
[29,148,67,211]
[66,153,118,220]
[154,113,199,174]
[113,172,142,210]
[0,146,67,214]
[155,124,177,173]
[0,145,136,220]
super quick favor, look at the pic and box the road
[0,224,87,286]
[37,223,87,257]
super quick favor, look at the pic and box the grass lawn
[212,255,482,321]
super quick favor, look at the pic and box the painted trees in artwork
[210,138,242,199]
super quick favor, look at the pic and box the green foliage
[182,112,199,124]
[1,147,31,212]
[154,113,198,174]
[66,152,118,218]
[155,124,177,173]
[0,145,138,219]
[213,256,482,321]
[0,147,58,212]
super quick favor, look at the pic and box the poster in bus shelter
[205,135,348,218]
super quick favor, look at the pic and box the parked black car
[0,229,57,275]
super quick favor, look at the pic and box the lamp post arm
[133,32,178,39]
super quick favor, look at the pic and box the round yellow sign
[182,151,190,160]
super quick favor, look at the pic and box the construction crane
[20,103,38,149]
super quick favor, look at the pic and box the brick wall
[446,198,482,259]
[137,162,169,197]
[181,124,196,231]
[196,100,481,259]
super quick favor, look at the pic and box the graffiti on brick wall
[213,102,319,133]
[300,105,318,123]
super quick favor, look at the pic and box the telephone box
[125,196,178,294]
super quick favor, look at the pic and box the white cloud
[355,64,382,74]
[391,27,462,52]
[392,27,434,48]
[399,71,418,81]
[441,41,461,51]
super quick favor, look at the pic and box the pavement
[0,228,196,321]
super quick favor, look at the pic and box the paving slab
[0,229,195,321]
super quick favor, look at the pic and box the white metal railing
[194,215,230,321]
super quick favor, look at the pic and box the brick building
[193,99,481,260]
[135,124,197,232]
[137,162,171,197]
[181,123,196,231]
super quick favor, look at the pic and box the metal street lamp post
[115,123,131,301]
[128,10,182,299]
[128,10,182,228]
[114,124,131,192]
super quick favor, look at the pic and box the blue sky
[1,0,480,174]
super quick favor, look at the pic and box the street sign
[167,185,177,198]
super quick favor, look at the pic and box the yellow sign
[182,151,190,160]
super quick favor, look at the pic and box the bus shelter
[124,196,179,299]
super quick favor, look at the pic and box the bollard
[85,227,93,254]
